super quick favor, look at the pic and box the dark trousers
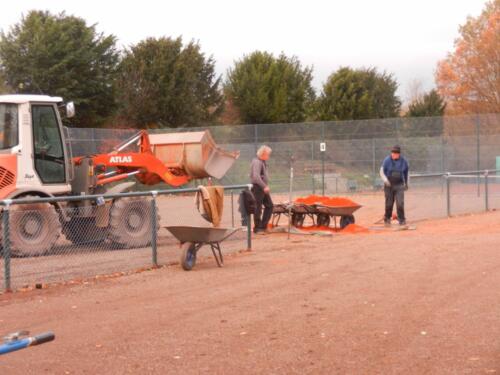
[384,184,405,223]
[251,184,273,231]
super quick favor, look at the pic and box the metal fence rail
[1,185,252,292]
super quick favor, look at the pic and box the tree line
[0,2,497,129]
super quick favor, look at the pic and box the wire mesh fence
[1,186,251,292]
[2,114,500,292]
[66,114,500,193]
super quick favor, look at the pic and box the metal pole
[231,191,234,227]
[446,175,451,217]
[476,116,480,197]
[246,186,252,251]
[311,141,315,194]
[151,192,158,267]
[246,210,252,251]
[321,124,325,196]
[2,202,11,292]
[254,124,258,154]
[440,135,445,173]
[485,171,489,211]
[372,138,376,183]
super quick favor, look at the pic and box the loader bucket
[148,130,239,179]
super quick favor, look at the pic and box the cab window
[32,105,66,183]
[0,104,18,149]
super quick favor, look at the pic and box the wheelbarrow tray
[165,226,240,244]
[291,203,317,214]
[315,204,362,217]
[272,203,289,214]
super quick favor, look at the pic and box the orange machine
[0,95,239,256]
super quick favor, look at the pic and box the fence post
[484,170,489,211]
[445,174,451,217]
[440,135,445,173]
[311,141,315,194]
[372,138,376,182]
[2,201,11,292]
[231,191,234,227]
[151,191,158,267]
[321,123,325,196]
[254,124,258,154]
[476,116,480,197]
[246,186,252,251]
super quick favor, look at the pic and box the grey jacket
[250,157,269,189]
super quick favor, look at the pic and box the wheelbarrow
[165,226,240,271]
[315,204,362,229]
[0,331,55,355]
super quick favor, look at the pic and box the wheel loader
[0,95,239,256]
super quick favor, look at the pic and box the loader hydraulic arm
[91,151,191,187]
[73,130,191,187]
[72,128,238,189]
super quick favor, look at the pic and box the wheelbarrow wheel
[180,242,197,271]
[291,213,305,227]
[339,215,355,229]
[316,213,330,227]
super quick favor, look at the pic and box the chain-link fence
[1,186,251,292]
[2,114,499,292]
[66,114,500,194]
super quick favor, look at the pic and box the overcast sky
[0,0,489,102]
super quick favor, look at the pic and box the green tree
[225,51,315,124]
[0,10,119,127]
[316,67,401,121]
[117,37,223,128]
[406,89,446,117]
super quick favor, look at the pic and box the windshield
[0,104,18,149]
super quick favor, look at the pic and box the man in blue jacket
[379,145,409,225]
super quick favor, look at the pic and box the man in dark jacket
[250,145,273,234]
[379,145,409,225]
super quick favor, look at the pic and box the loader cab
[0,95,73,199]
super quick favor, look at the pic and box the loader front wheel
[108,197,159,248]
[8,201,61,257]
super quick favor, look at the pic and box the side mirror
[66,102,75,118]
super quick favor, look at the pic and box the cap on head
[391,145,401,154]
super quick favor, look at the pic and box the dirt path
[1,211,500,374]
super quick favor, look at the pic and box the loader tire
[64,218,108,245]
[108,197,160,248]
[6,200,61,257]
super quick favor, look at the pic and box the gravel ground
[1,210,499,374]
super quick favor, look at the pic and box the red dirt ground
[1,211,500,374]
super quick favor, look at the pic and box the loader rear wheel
[8,201,61,257]
[108,197,159,248]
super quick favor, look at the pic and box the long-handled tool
[0,331,55,355]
